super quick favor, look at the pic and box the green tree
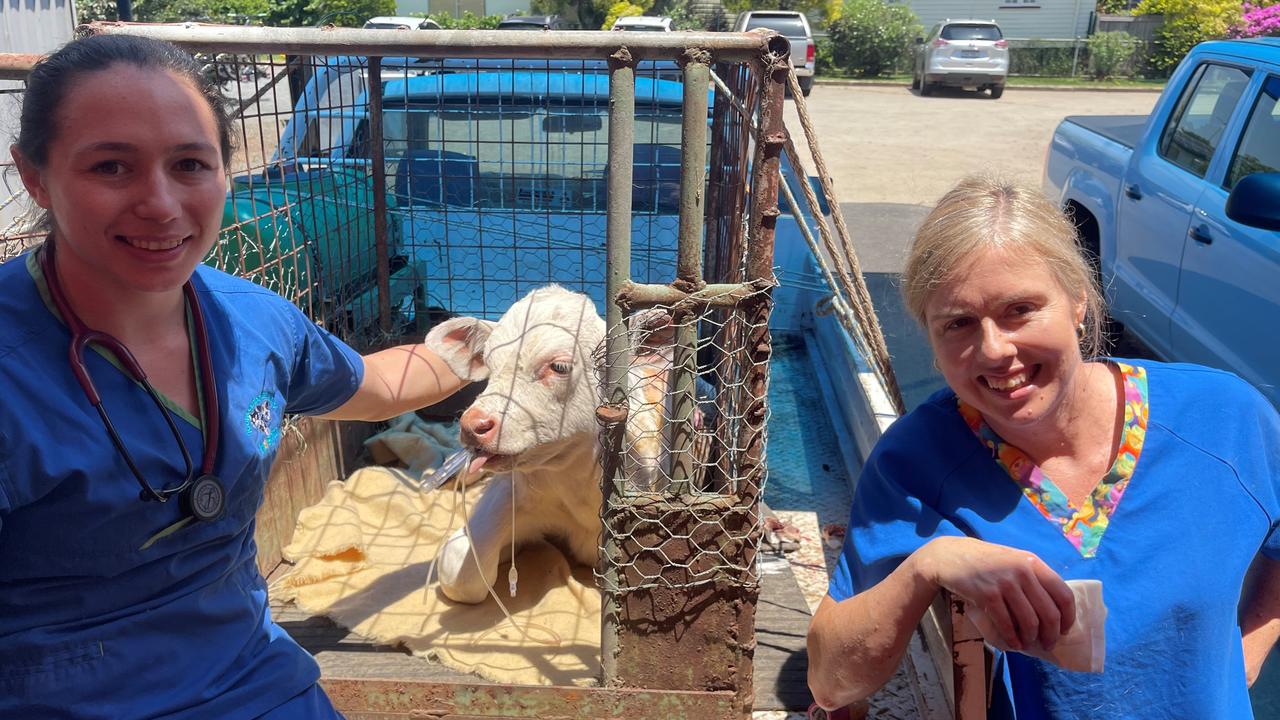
[1086,30,1139,78]
[658,0,703,29]
[602,0,651,29]
[1096,0,1130,15]
[266,0,394,27]
[826,0,920,76]
[79,0,268,23]
[424,10,502,28]
[722,0,823,17]
[529,0,610,30]
[1134,0,1242,73]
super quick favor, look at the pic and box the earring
[1076,322,1086,339]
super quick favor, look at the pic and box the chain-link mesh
[594,284,770,593]
[1,79,43,261]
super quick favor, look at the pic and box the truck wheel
[799,76,814,96]
[989,84,1005,99]
[1067,201,1121,351]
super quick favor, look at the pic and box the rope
[707,67,906,415]
[781,69,906,415]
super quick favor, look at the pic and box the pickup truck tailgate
[1062,115,1148,151]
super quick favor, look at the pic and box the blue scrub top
[0,251,364,719]
[829,360,1280,719]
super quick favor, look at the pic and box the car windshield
[744,15,806,36]
[941,24,1002,41]
[498,22,547,29]
[618,24,666,31]
[376,104,690,213]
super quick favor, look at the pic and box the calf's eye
[549,361,572,375]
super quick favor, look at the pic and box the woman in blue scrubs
[0,36,471,718]
[806,176,1280,718]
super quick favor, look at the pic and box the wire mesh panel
[1,76,42,261]
[211,52,392,344]
[595,285,772,588]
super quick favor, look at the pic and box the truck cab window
[1225,74,1280,190]
[1158,63,1251,178]
[381,101,686,213]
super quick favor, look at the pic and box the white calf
[424,286,607,604]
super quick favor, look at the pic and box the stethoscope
[39,243,226,522]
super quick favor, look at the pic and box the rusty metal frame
[78,21,771,61]
[321,679,739,718]
[592,32,792,720]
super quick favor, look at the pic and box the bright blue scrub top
[829,361,1280,719]
[0,252,364,719]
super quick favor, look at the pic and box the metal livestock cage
[0,22,796,719]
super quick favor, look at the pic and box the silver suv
[733,11,815,96]
[912,20,1008,98]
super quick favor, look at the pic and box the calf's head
[424,285,606,473]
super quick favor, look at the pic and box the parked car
[249,57,825,322]
[912,19,1008,98]
[496,14,572,30]
[732,10,815,96]
[611,15,673,32]
[1043,38,1280,406]
[363,16,442,30]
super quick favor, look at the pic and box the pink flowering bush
[1230,1,1280,37]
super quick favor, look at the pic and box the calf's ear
[628,308,675,359]
[424,317,497,381]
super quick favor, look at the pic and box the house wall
[1,0,78,240]
[1,0,77,53]
[894,0,1092,40]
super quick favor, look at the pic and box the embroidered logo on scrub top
[244,391,283,454]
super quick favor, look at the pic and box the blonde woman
[807,175,1280,718]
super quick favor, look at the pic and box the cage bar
[600,46,636,689]
[84,22,772,61]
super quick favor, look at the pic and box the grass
[816,72,1165,89]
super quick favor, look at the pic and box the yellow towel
[274,464,601,687]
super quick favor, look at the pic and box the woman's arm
[316,343,468,422]
[808,536,1075,710]
[1242,555,1280,687]
[807,548,939,710]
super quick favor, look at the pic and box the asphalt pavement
[783,83,1162,410]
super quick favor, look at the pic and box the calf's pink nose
[461,407,499,445]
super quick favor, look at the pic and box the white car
[611,16,673,32]
[732,11,815,95]
[912,19,1008,98]
[363,16,442,30]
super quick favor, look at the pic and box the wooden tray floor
[267,550,813,711]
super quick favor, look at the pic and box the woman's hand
[918,536,1076,652]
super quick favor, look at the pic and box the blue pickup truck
[1043,39,1280,406]
[230,56,825,324]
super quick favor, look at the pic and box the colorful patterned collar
[957,362,1149,558]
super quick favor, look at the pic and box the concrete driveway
[780,82,1160,409]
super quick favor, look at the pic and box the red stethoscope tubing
[38,242,219,502]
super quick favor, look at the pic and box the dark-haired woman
[1,35,466,718]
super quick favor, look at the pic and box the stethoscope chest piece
[182,474,225,522]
